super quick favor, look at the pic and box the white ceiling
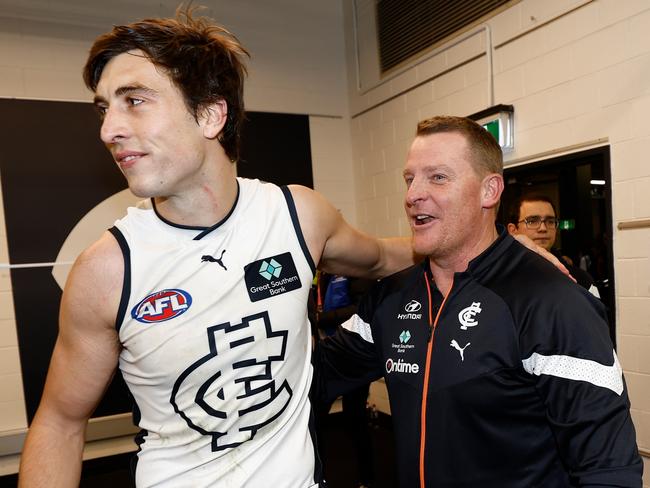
[0,0,336,30]
[0,0,179,27]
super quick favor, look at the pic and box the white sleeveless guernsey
[111,178,318,488]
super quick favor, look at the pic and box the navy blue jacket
[314,229,642,487]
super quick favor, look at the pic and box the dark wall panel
[0,99,131,422]
[238,111,313,188]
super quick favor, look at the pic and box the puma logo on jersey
[201,250,227,270]
[170,311,292,452]
[450,339,470,362]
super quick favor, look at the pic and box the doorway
[498,146,616,345]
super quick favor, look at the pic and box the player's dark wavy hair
[83,7,249,162]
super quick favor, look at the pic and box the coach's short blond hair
[416,115,503,176]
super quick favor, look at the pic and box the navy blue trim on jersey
[308,402,325,486]
[108,226,131,333]
[151,198,206,231]
[148,181,241,240]
[281,186,316,274]
[194,181,241,240]
[130,400,147,480]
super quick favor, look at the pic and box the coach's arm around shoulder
[287,185,416,278]
[18,232,124,487]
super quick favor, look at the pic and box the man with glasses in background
[507,194,598,295]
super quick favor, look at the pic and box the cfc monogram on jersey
[170,311,292,451]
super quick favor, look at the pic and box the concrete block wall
[344,0,649,480]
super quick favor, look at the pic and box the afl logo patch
[131,289,193,324]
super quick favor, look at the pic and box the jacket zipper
[419,272,452,488]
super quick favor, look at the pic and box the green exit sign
[483,119,500,141]
[559,219,575,230]
[470,105,515,152]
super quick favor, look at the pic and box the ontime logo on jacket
[386,357,420,374]
[131,289,193,323]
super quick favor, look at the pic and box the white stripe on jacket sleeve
[341,314,374,344]
[522,349,623,395]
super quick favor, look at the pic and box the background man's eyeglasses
[518,216,560,229]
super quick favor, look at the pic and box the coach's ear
[481,173,504,210]
[200,99,227,140]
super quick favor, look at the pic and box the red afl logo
[131,289,193,324]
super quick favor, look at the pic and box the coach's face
[403,131,495,260]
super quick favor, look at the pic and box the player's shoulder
[66,231,124,299]
[80,230,123,264]
[61,231,125,329]
[275,184,332,230]
[284,184,327,212]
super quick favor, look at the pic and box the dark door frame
[499,145,616,346]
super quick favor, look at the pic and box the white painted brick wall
[445,83,488,117]
[494,67,524,102]
[634,178,650,218]
[309,116,356,225]
[434,67,466,100]
[617,228,650,259]
[405,83,434,113]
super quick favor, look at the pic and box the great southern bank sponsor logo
[385,357,419,374]
[244,252,302,302]
[399,330,411,343]
[392,330,415,354]
[397,299,422,320]
[132,289,192,324]
[259,258,282,280]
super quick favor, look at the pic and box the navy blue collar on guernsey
[150,180,241,240]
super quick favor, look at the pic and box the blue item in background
[323,275,351,311]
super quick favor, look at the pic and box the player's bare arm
[288,185,415,278]
[18,232,124,488]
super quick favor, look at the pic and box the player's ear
[199,99,227,140]
[481,173,503,209]
[507,223,518,235]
